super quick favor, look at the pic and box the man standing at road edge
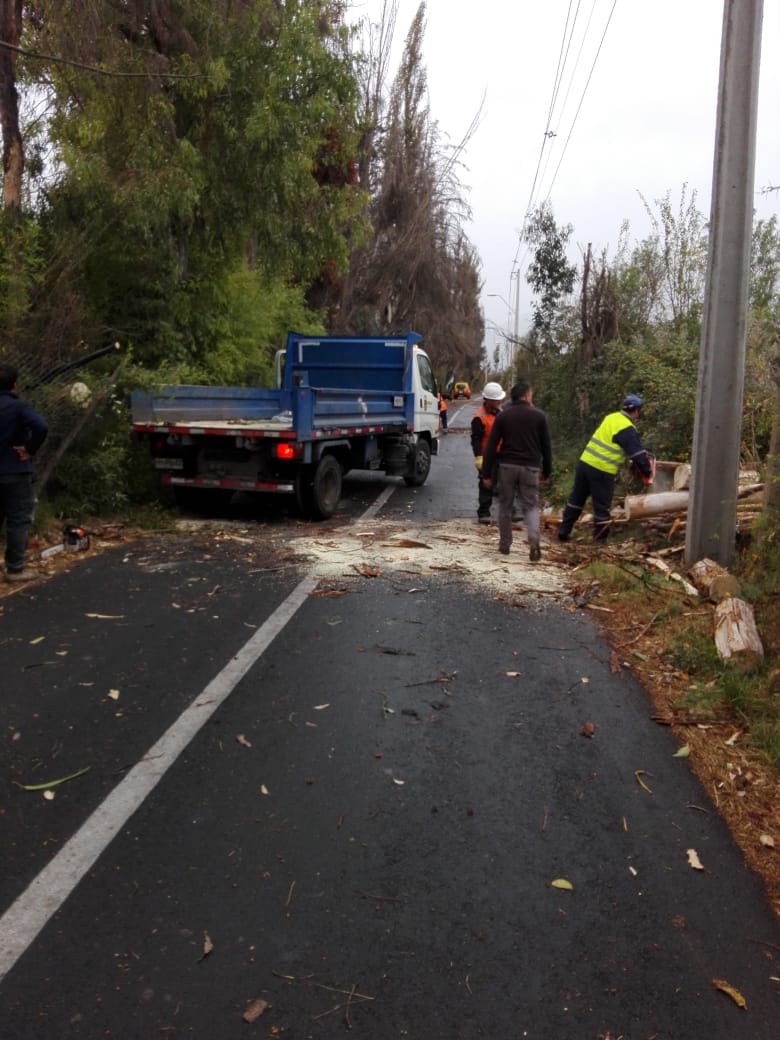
[0,362,48,582]
[481,382,551,561]
[557,394,651,542]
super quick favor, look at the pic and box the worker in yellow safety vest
[557,394,652,542]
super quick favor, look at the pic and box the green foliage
[523,202,577,347]
[0,215,44,351]
[19,0,366,372]
[539,330,699,458]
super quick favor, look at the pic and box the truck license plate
[153,458,184,470]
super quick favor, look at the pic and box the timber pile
[620,462,764,537]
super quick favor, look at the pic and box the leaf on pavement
[17,766,91,791]
[550,878,573,891]
[236,734,252,748]
[260,784,270,795]
[383,538,431,549]
[85,612,125,619]
[759,834,775,848]
[608,650,621,673]
[242,998,269,1023]
[634,770,653,794]
[354,563,380,577]
[580,721,595,738]
[712,978,746,1008]
[686,848,704,870]
[313,703,330,710]
[107,689,120,701]
[202,932,214,958]
[505,671,522,678]
[43,790,56,800]
[673,744,690,757]
[29,636,45,645]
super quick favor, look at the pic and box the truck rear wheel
[403,438,431,487]
[295,455,342,519]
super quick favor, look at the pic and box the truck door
[413,349,440,438]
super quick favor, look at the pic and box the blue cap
[622,394,643,410]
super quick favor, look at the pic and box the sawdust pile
[286,519,571,600]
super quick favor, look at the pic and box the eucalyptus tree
[9,0,367,375]
[337,1,483,378]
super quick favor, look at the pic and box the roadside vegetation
[0,1,778,888]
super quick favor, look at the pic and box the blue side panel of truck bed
[129,332,424,434]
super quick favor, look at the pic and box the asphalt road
[1,404,779,1039]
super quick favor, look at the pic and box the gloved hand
[474,455,483,472]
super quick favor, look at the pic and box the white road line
[0,572,320,984]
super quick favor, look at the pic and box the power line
[512,0,580,270]
[511,0,618,289]
[542,0,619,208]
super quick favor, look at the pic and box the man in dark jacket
[0,363,48,581]
[557,394,651,542]
[481,382,552,561]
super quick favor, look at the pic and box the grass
[580,538,780,773]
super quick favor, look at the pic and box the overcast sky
[352,0,780,358]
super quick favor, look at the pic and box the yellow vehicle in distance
[452,381,471,399]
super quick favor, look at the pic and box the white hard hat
[482,381,506,401]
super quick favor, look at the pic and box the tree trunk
[0,0,24,212]
[764,349,780,518]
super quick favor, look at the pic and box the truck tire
[295,455,342,520]
[403,438,431,487]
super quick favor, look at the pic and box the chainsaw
[633,451,656,487]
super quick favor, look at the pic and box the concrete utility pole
[685,0,763,567]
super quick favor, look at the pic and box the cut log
[688,557,727,592]
[673,463,691,490]
[713,597,764,666]
[625,482,764,521]
[624,491,690,519]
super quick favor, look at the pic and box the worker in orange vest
[471,382,505,523]
[438,392,448,434]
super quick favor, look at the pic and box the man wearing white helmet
[557,394,652,542]
[471,381,506,524]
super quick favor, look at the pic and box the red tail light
[273,442,300,460]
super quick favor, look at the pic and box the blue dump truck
[130,331,440,519]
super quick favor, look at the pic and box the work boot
[557,532,570,543]
[5,568,39,583]
[477,515,491,525]
[529,542,541,562]
[498,544,510,556]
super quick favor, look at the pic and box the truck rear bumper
[163,475,295,494]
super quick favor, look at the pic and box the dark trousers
[477,476,493,518]
[559,460,615,540]
[0,474,35,572]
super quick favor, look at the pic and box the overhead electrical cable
[512,0,580,271]
[542,0,619,208]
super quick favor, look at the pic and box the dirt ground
[4,513,779,926]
